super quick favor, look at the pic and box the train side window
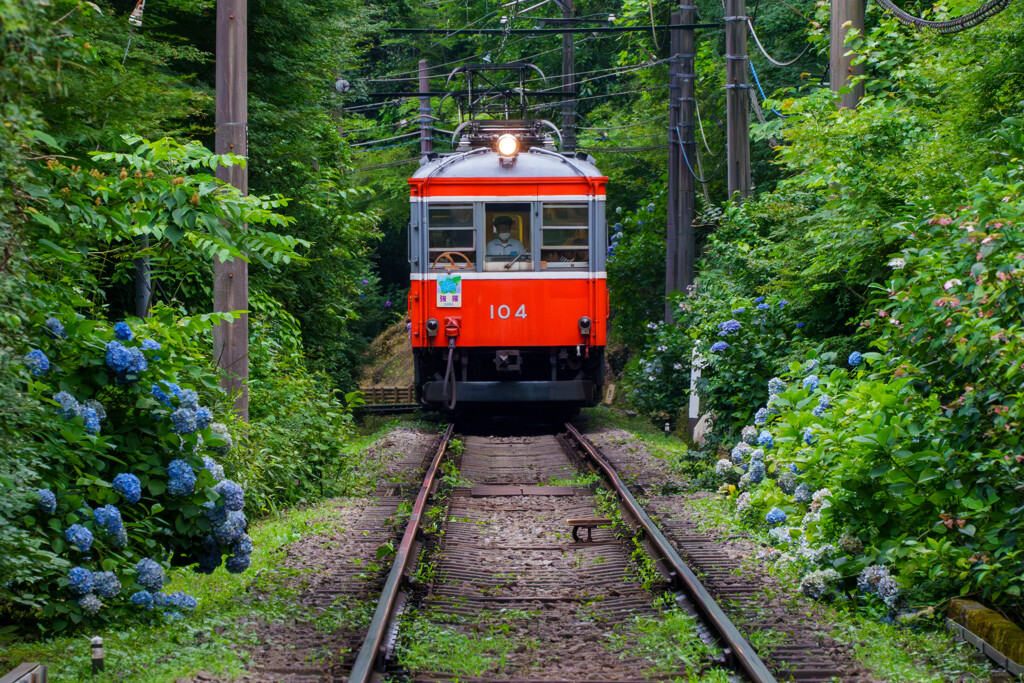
[484,202,532,272]
[541,204,589,269]
[428,205,476,270]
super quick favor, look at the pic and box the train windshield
[428,205,475,270]
[484,202,531,272]
[541,204,589,269]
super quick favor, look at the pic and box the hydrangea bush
[7,308,253,630]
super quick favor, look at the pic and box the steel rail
[348,423,455,683]
[564,423,777,683]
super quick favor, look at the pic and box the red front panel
[408,278,608,349]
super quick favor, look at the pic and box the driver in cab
[485,216,526,257]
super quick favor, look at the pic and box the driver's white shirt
[486,238,526,255]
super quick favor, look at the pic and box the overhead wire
[746,18,811,67]
[748,61,788,118]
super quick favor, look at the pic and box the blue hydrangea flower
[768,377,786,396]
[152,382,179,407]
[795,322,805,328]
[811,404,826,417]
[141,338,161,351]
[877,576,900,608]
[779,300,789,307]
[177,388,199,412]
[153,592,170,608]
[757,430,774,449]
[135,558,164,591]
[94,505,123,534]
[710,341,729,353]
[105,341,133,372]
[646,202,655,212]
[213,510,246,546]
[92,571,121,598]
[766,507,787,525]
[802,375,819,392]
[818,394,831,408]
[741,425,758,446]
[214,480,244,512]
[166,591,197,612]
[25,349,50,376]
[114,322,133,341]
[232,533,253,556]
[749,460,765,485]
[130,590,155,610]
[79,594,102,616]
[54,391,79,419]
[753,296,765,303]
[756,303,769,311]
[126,347,147,374]
[80,406,101,435]
[857,565,890,594]
[803,428,817,445]
[83,399,106,423]
[109,526,128,548]
[225,553,251,574]
[754,408,768,426]
[113,472,142,503]
[730,442,751,465]
[732,307,745,315]
[717,319,742,334]
[848,351,863,367]
[195,535,222,575]
[46,317,68,339]
[794,483,811,503]
[66,524,93,552]
[170,408,198,435]
[37,488,57,515]
[203,501,229,526]
[202,457,225,482]
[68,567,93,595]
[194,406,213,431]
[167,459,196,496]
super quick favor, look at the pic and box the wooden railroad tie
[567,516,612,543]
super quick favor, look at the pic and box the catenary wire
[874,0,1013,33]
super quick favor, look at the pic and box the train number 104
[490,304,527,320]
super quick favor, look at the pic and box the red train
[407,120,608,412]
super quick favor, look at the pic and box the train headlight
[426,318,439,338]
[578,316,592,336]
[496,134,519,157]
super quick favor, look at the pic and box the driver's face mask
[498,231,510,241]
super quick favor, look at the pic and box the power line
[389,22,721,35]
[875,0,1013,32]
[746,18,811,67]
[527,84,669,110]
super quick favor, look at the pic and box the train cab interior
[426,202,592,272]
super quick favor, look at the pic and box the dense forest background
[3,0,1023,633]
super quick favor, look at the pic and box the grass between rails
[0,501,354,682]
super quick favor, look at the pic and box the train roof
[411,148,603,180]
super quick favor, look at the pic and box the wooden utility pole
[558,0,576,152]
[725,0,751,201]
[665,11,680,321]
[678,3,697,291]
[418,60,433,155]
[213,0,249,420]
[830,0,865,108]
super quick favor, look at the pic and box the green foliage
[3,308,240,631]
[606,198,668,349]
[227,293,357,514]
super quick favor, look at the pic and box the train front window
[541,204,589,268]
[428,205,475,270]
[484,202,532,271]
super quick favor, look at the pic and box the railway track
[347,425,777,682]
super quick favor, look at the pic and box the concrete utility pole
[724,0,751,201]
[677,3,696,291]
[666,5,697,322]
[213,0,249,420]
[558,0,576,152]
[830,0,865,108]
[418,60,433,155]
[665,11,680,321]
